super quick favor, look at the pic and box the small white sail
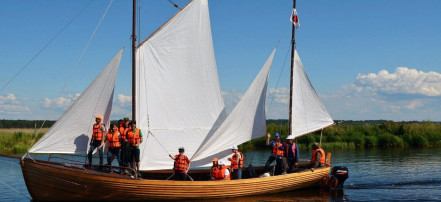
[191,48,276,167]
[29,49,123,154]
[290,49,334,138]
[136,0,225,170]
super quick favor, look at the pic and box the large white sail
[29,49,124,154]
[191,48,276,167]
[290,49,334,138]
[136,0,225,170]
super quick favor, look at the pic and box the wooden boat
[19,0,337,200]
[21,157,331,201]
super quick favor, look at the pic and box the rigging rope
[0,0,94,93]
[23,0,116,158]
[168,0,181,10]
[62,0,115,92]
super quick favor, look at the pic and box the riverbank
[240,121,441,151]
[0,129,47,154]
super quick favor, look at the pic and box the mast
[132,0,137,121]
[288,0,296,136]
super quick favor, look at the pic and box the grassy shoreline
[240,121,441,151]
[1,121,440,154]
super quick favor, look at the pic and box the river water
[1,148,441,201]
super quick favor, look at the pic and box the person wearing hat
[228,145,243,179]
[284,135,299,173]
[263,132,285,174]
[169,147,191,181]
[210,158,230,180]
[309,142,325,172]
[87,115,106,169]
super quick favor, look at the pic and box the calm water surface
[1,148,441,201]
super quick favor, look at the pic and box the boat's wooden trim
[21,157,330,201]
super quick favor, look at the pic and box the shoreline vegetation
[1,120,440,154]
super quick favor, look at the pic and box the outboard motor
[331,166,349,189]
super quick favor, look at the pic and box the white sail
[136,0,225,170]
[191,48,276,167]
[29,49,123,154]
[290,49,334,138]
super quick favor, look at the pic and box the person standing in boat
[120,117,131,172]
[169,147,191,181]
[87,115,106,169]
[284,136,299,173]
[264,132,285,175]
[228,145,243,179]
[309,142,325,172]
[106,123,121,170]
[127,121,143,177]
[210,158,230,180]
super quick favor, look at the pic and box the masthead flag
[290,8,300,29]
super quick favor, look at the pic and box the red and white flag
[290,8,300,29]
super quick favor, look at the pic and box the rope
[0,0,93,93]
[61,0,115,92]
[168,0,181,10]
[23,0,115,158]
[148,131,171,156]
[0,179,31,200]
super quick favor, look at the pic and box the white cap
[218,160,225,165]
[231,145,238,150]
[286,135,294,140]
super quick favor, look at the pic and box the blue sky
[1,0,440,121]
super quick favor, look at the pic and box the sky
[1,0,440,122]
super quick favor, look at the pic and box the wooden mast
[288,0,296,135]
[132,0,137,121]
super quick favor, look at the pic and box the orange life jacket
[272,141,284,156]
[127,128,140,146]
[230,151,244,169]
[284,143,296,158]
[310,148,325,164]
[173,154,189,172]
[92,123,104,141]
[118,123,126,140]
[106,131,121,149]
[211,165,230,180]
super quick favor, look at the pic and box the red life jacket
[127,128,140,146]
[311,148,325,164]
[92,123,104,141]
[106,131,121,149]
[230,151,244,169]
[173,155,189,172]
[272,141,284,156]
[284,143,296,158]
[211,165,230,180]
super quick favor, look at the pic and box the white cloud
[268,88,289,104]
[355,67,441,96]
[406,99,423,110]
[221,89,243,114]
[0,93,19,104]
[0,94,31,115]
[43,93,80,109]
[117,94,132,106]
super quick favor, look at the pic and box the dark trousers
[107,148,121,166]
[232,168,242,179]
[120,141,130,167]
[286,158,295,173]
[87,141,103,165]
[174,172,187,181]
[264,155,285,174]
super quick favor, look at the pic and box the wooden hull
[21,158,330,201]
